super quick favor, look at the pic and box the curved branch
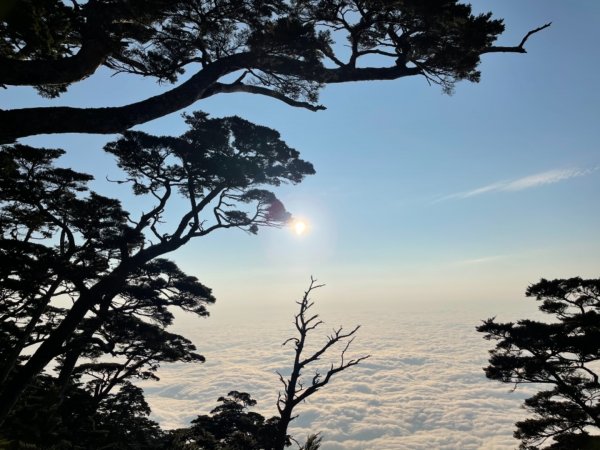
[0,53,419,143]
[0,17,549,144]
[0,38,116,86]
[483,23,551,54]
[211,82,326,111]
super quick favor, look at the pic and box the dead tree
[274,278,370,450]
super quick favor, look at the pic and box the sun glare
[293,220,307,235]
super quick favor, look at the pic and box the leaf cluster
[1,0,513,99]
[478,277,600,449]
[168,391,285,450]
[0,375,165,449]
[0,111,313,425]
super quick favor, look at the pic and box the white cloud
[436,167,597,202]
[140,306,536,449]
[452,255,507,266]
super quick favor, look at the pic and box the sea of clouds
[141,302,536,449]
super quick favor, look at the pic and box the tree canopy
[1,374,166,449]
[1,1,553,446]
[0,281,352,450]
[0,112,314,423]
[0,0,549,142]
[478,277,600,449]
[168,391,285,450]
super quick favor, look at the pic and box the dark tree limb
[0,38,116,86]
[483,23,551,54]
[210,82,327,112]
[0,17,551,144]
[274,277,370,450]
[0,53,421,142]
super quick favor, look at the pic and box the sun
[292,220,308,235]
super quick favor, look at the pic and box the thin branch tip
[519,23,552,49]
[483,22,551,55]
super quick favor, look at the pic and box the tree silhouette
[169,391,284,450]
[300,434,322,450]
[1,277,367,448]
[0,112,314,423]
[478,277,600,449]
[274,278,370,450]
[0,1,549,142]
[0,374,166,449]
[166,279,363,450]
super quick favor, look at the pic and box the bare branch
[483,23,551,54]
[274,278,369,450]
[210,82,326,112]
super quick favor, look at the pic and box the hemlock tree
[0,0,549,142]
[477,277,600,450]
[168,391,285,450]
[167,393,320,450]
[0,112,314,423]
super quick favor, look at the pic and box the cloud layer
[438,167,595,202]
[141,306,535,449]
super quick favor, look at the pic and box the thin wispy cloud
[435,167,597,202]
[452,255,508,266]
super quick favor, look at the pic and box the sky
[4,2,599,311]
[3,1,600,446]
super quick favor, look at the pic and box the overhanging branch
[0,38,116,87]
[210,82,326,111]
[0,53,419,143]
[483,23,551,54]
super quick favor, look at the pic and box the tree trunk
[275,406,294,450]
[56,300,111,400]
[0,288,96,424]
[0,54,245,142]
[0,280,60,385]
[0,240,180,424]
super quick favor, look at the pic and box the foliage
[300,434,322,450]
[478,277,600,449]
[169,391,285,450]
[0,1,548,141]
[0,112,314,422]
[0,374,165,449]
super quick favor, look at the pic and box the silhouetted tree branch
[483,23,551,54]
[0,1,550,142]
[274,277,370,450]
[0,113,314,424]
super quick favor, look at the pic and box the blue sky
[4,0,599,313]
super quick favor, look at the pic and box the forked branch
[483,23,552,54]
[273,277,370,450]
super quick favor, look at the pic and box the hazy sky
[3,0,599,313]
